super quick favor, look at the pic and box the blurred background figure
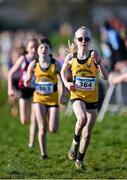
[8,45,26,117]
[8,38,38,125]
[0,31,13,81]
[100,19,127,73]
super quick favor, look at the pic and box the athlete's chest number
[35,81,54,94]
[75,77,96,91]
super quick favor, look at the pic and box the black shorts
[12,77,19,91]
[45,104,59,108]
[71,98,98,110]
[19,88,34,100]
[33,102,59,109]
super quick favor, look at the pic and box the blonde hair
[67,26,91,54]
[75,26,91,38]
[67,39,76,54]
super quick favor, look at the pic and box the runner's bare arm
[24,60,36,87]
[8,55,24,96]
[61,53,75,91]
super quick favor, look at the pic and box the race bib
[75,77,96,91]
[35,81,54,94]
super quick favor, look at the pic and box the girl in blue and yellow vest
[24,38,65,159]
[61,26,108,169]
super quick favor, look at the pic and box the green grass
[0,84,127,179]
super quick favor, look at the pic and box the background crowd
[0,17,127,112]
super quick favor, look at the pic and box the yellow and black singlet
[33,58,58,106]
[70,52,99,103]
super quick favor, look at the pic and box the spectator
[100,20,127,72]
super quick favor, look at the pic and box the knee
[82,129,91,142]
[38,127,46,136]
[20,114,28,125]
[30,118,36,126]
[49,127,58,133]
[21,121,27,125]
[20,117,28,125]
[77,116,87,128]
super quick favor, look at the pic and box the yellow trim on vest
[33,61,58,105]
[70,55,98,103]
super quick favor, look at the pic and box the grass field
[0,84,127,179]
